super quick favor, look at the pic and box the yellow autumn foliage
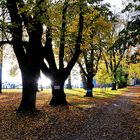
[95,61,112,84]
[128,63,140,79]
[95,16,112,32]
[67,15,79,33]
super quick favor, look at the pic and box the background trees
[0,0,7,93]
[95,60,112,87]
[77,5,112,96]
[101,10,136,90]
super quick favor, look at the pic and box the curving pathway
[70,86,140,140]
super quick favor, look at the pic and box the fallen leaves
[0,92,95,140]
[0,86,139,140]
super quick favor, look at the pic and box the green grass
[93,88,128,98]
[2,89,22,93]
[64,87,128,99]
[1,87,128,99]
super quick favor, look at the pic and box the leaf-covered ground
[0,87,139,140]
[70,86,140,140]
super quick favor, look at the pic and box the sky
[104,0,124,12]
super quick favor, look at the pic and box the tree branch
[7,0,27,69]
[77,60,88,76]
[102,52,109,72]
[44,24,57,70]
[16,0,33,34]
[66,0,84,72]
[59,0,69,70]
[40,60,51,78]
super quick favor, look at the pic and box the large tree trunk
[7,0,42,113]
[50,78,68,106]
[112,74,117,90]
[80,70,87,89]
[0,44,3,94]
[85,76,93,97]
[17,72,38,113]
[122,73,128,88]
[0,63,2,93]
[112,83,117,90]
[67,75,72,89]
[118,73,128,89]
[118,83,123,89]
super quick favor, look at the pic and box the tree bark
[17,72,38,113]
[50,79,68,106]
[112,74,117,90]
[67,75,72,89]
[123,74,128,88]
[112,83,117,90]
[118,73,128,89]
[118,83,123,89]
[80,69,87,89]
[85,76,93,97]
[0,63,2,93]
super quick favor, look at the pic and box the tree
[40,0,84,105]
[8,64,19,77]
[0,2,12,92]
[128,63,140,80]
[0,0,6,93]
[103,34,126,90]
[115,0,140,88]
[0,47,3,93]
[122,45,140,86]
[95,60,111,87]
[103,19,139,90]
[6,0,44,112]
[122,0,140,47]
[2,45,20,79]
[101,8,135,90]
[77,5,112,97]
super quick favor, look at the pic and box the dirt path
[70,86,140,140]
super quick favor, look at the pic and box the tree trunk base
[49,99,68,106]
[111,88,117,90]
[84,92,93,97]
[118,82,127,89]
[111,87,117,90]
[16,107,40,115]
[17,91,37,114]
[111,83,117,90]
[66,85,72,89]
[49,91,68,106]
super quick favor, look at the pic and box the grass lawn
[2,87,127,98]
[64,87,128,98]
[2,87,127,109]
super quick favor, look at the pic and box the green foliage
[122,0,140,46]
[95,61,112,85]
[116,66,127,84]
[130,50,140,63]
[77,4,112,79]
[87,0,103,5]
